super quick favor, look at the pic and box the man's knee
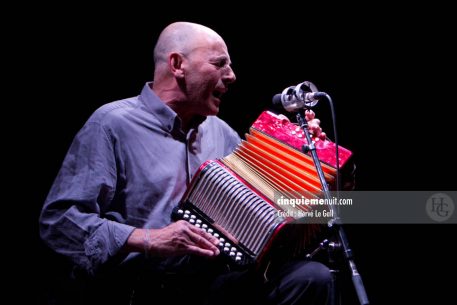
[267,260,331,304]
[284,260,331,287]
[303,261,331,284]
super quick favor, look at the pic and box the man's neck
[151,82,205,132]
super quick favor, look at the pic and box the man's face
[183,40,236,116]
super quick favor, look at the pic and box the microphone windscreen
[272,94,283,107]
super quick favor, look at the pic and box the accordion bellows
[172,111,352,267]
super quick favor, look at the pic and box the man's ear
[169,52,185,78]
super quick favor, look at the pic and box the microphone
[272,81,326,112]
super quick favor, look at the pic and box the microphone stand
[296,109,369,305]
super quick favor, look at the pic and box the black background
[15,3,456,304]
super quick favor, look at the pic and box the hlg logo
[426,193,454,222]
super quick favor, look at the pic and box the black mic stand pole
[296,109,369,305]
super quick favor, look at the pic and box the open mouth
[213,91,223,99]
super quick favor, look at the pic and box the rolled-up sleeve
[39,121,135,275]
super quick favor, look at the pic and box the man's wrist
[143,229,151,258]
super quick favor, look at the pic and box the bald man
[40,22,331,305]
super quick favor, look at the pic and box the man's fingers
[307,118,320,128]
[306,118,326,139]
[186,245,219,258]
[305,110,315,121]
[187,227,220,256]
[308,125,322,136]
[188,223,219,245]
[305,112,327,140]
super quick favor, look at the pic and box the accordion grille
[188,162,282,256]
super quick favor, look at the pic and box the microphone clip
[274,81,326,112]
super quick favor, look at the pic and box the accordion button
[219,242,224,247]
[195,224,201,228]
[236,252,242,257]
[230,247,237,252]
[183,214,189,220]
[213,233,219,238]
[223,247,230,252]
[177,209,184,215]
[184,210,190,214]
[202,224,208,229]
[224,242,231,248]
[219,237,225,243]
[235,256,242,262]
[229,251,236,257]
[189,219,195,224]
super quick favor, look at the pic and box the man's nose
[223,66,236,84]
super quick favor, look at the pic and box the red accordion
[172,111,352,267]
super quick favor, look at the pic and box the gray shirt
[39,83,241,274]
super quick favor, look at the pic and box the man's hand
[305,109,326,140]
[125,221,220,258]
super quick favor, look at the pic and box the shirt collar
[139,82,180,134]
[139,82,207,135]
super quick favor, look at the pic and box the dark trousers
[47,256,331,305]
[132,256,331,305]
[208,259,331,305]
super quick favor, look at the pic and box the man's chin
[207,106,220,116]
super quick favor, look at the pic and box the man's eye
[214,61,227,68]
